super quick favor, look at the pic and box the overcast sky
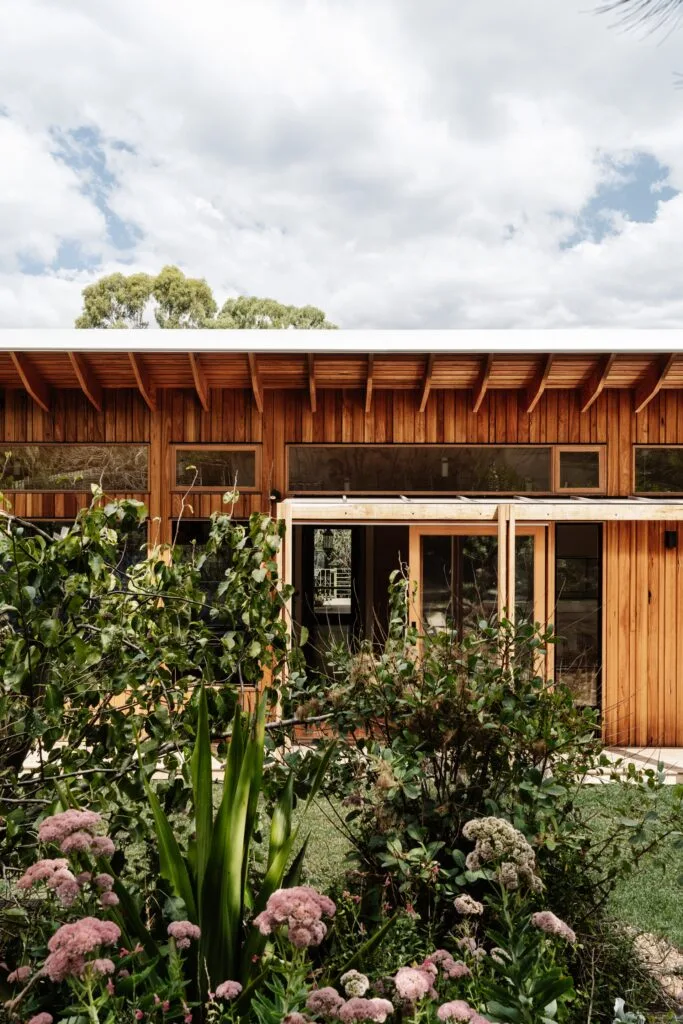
[2,0,683,328]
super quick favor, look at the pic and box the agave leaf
[191,684,214,907]
[138,739,197,922]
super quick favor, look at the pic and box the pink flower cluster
[437,1001,488,1023]
[531,911,576,944]
[453,895,484,916]
[44,917,120,982]
[306,986,346,1016]
[393,966,436,1002]
[17,856,118,910]
[254,887,336,948]
[423,950,470,980]
[167,920,201,950]
[215,980,243,1000]
[27,1015,53,1024]
[17,859,81,907]
[38,810,115,858]
[338,997,394,1022]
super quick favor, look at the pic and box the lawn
[293,786,683,949]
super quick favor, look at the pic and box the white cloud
[2,0,683,326]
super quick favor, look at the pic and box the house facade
[2,329,683,747]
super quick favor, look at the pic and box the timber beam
[188,353,209,412]
[247,353,263,413]
[365,354,374,413]
[10,352,50,412]
[128,353,157,412]
[580,353,615,413]
[308,353,317,413]
[525,354,553,414]
[634,354,675,414]
[68,352,103,412]
[472,354,493,413]
[419,353,435,413]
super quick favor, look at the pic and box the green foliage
[74,265,337,329]
[0,496,300,861]
[141,686,335,996]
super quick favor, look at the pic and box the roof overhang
[3,327,683,355]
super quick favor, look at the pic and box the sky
[2,0,683,329]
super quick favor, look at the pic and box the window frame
[286,443,606,497]
[633,444,683,496]
[0,442,150,493]
[172,444,261,493]
[553,446,605,495]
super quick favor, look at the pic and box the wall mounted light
[269,488,282,502]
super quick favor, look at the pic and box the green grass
[289,786,683,950]
[575,784,683,948]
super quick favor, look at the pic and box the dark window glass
[635,447,683,493]
[558,450,600,490]
[175,449,257,489]
[555,524,601,708]
[0,445,148,491]
[173,520,237,592]
[420,534,534,636]
[288,446,552,494]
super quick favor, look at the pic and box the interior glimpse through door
[409,526,546,635]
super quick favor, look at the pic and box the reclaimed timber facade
[3,346,683,747]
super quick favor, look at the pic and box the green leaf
[191,685,214,911]
[138,739,197,922]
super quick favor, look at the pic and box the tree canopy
[75,265,337,329]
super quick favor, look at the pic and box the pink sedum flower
[338,998,393,1022]
[531,911,576,943]
[27,1015,53,1024]
[437,1002,476,1022]
[17,859,69,890]
[254,887,336,948]
[38,810,102,844]
[93,873,114,892]
[393,966,435,1002]
[306,986,345,1016]
[424,951,470,980]
[44,917,120,982]
[7,964,31,983]
[282,1015,308,1024]
[167,920,200,949]
[454,895,484,916]
[99,891,120,907]
[89,957,115,976]
[215,980,243,1000]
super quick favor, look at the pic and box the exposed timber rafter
[10,352,50,412]
[68,352,102,412]
[188,353,209,412]
[634,353,675,414]
[308,353,317,413]
[472,353,493,414]
[365,354,374,414]
[580,353,615,413]
[525,354,553,414]
[419,353,435,413]
[128,352,157,412]
[247,353,263,413]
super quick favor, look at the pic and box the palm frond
[598,0,683,32]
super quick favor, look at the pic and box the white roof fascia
[2,328,683,355]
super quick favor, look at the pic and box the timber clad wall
[2,381,683,746]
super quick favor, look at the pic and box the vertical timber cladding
[5,380,683,744]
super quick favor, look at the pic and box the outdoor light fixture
[665,530,678,550]
[269,488,282,502]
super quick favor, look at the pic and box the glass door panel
[410,526,546,635]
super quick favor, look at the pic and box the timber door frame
[408,522,551,678]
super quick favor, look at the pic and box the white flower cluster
[462,817,542,893]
